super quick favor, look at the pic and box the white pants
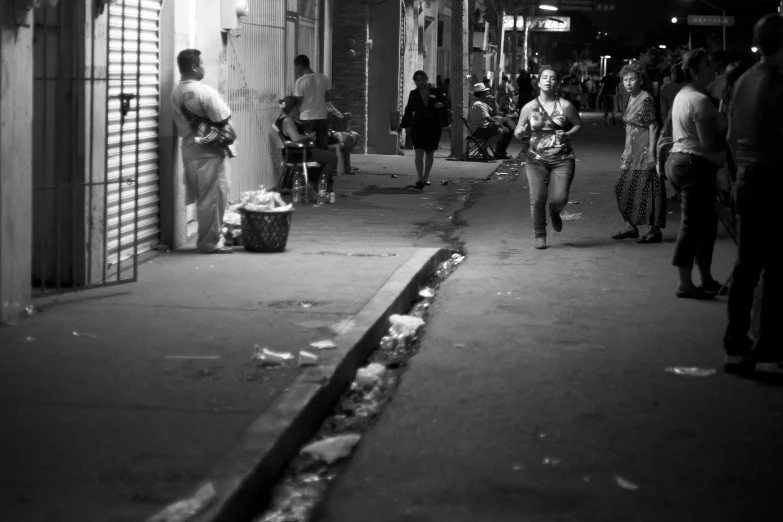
[184,156,229,252]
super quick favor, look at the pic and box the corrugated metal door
[106,0,161,268]
[225,1,287,199]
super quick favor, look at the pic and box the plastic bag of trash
[419,287,435,298]
[354,362,387,387]
[389,314,424,338]
[300,433,362,464]
[146,483,216,522]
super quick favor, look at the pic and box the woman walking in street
[667,49,726,299]
[515,66,583,250]
[399,70,449,189]
[612,62,665,243]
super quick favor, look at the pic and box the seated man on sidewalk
[467,83,513,160]
[326,102,360,175]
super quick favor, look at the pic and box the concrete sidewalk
[0,147,508,521]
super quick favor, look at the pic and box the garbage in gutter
[354,363,387,387]
[300,433,362,464]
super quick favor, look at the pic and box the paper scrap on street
[165,355,220,360]
[560,212,582,221]
[298,350,319,366]
[665,367,716,377]
[615,476,640,491]
[146,482,216,522]
[310,340,337,350]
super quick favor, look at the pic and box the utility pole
[511,15,518,77]
[450,0,469,158]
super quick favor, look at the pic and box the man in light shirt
[170,49,234,254]
[294,55,333,151]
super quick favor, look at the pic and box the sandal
[676,287,716,300]
[637,233,662,244]
[700,279,729,296]
[612,229,639,240]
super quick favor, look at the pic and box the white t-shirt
[171,80,232,162]
[467,101,492,130]
[294,72,332,120]
[671,85,725,166]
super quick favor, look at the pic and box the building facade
[0,0,330,310]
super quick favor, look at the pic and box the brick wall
[332,0,369,151]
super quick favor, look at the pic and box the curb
[190,247,453,522]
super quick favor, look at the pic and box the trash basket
[239,208,293,253]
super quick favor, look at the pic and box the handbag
[181,103,237,147]
[438,90,453,128]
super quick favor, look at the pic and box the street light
[659,44,667,49]
[751,46,758,53]
[540,3,559,10]
[686,0,727,50]
[671,17,678,23]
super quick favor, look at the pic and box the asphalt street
[314,113,783,522]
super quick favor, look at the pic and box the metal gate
[31,0,160,295]
[106,0,161,271]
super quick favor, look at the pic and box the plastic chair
[272,123,319,203]
[460,117,496,161]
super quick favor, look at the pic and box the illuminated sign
[502,16,571,32]
[687,15,735,27]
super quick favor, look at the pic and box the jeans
[307,148,338,191]
[525,156,576,238]
[667,153,719,269]
[724,168,781,360]
[303,119,329,151]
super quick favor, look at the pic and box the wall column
[449,0,468,158]
[0,5,34,310]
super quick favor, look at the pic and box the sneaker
[213,246,234,254]
[535,237,547,250]
[756,361,783,376]
[549,207,563,233]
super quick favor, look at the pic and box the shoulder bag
[181,103,236,147]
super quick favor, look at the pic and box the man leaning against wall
[170,49,234,254]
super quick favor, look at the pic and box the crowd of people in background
[169,10,781,377]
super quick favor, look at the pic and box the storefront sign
[502,15,571,32]
[687,15,735,27]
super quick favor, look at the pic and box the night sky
[581,0,779,52]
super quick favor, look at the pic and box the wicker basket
[239,208,293,253]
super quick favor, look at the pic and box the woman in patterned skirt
[612,62,665,243]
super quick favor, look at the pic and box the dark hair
[279,95,299,115]
[619,62,646,84]
[670,63,685,84]
[177,49,201,74]
[681,48,708,84]
[413,70,428,81]
[724,63,749,103]
[294,55,311,68]
[754,14,783,57]
[538,65,559,83]
[474,90,487,98]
